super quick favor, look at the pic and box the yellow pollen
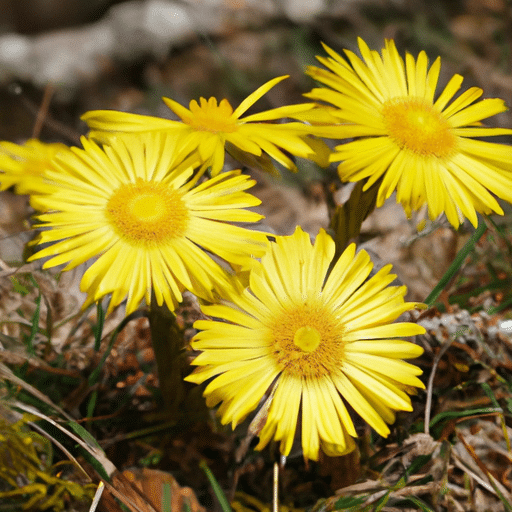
[271,302,345,378]
[382,97,457,157]
[187,97,239,134]
[293,326,321,353]
[106,179,189,245]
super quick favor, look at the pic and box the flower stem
[148,296,185,414]
[329,178,380,259]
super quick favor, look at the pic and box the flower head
[305,38,512,228]
[82,76,326,176]
[0,139,67,196]
[29,133,269,315]
[186,227,425,461]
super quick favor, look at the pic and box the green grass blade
[88,310,145,387]
[93,302,105,352]
[25,292,41,355]
[402,496,435,512]
[199,460,231,512]
[162,481,172,512]
[425,217,487,307]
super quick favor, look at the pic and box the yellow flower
[28,133,269,315]
[186,227,425,461]
[0,139,67,196]
[305,38,512,228]
[81,76,325,176]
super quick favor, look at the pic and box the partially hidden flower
[186,226,425,461]
[0,139,67,196]
[82,76,328,176]
[29,133,269,315]
[305,38,512,228]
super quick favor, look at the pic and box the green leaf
[425,217,487,307]
[65,420,103,451]
[200,460,231,512]
[93,302,105,352]
[333,495,367,510]
[401,496,435,512]
[10,276,29,295]
[88,310,144,386]
[429,406,501,433]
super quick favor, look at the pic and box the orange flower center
[106,179,189,245]
[381,97,457,157]
[186,97,239,134]
[271,301,344,378]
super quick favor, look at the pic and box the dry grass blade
[456,431,512,509]
[11,401,117,477]
[0,361,74,421]
[89,481,105,512]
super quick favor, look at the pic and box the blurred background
[1,0,511,141]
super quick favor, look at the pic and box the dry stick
[10,84,82,145]
[32,83,55,139]
[273,462,279,512]
[424,339,455,436]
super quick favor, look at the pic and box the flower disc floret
[106,179,189,244]
[381,97,457,157]
[273,301,345,376]
[186,98,238,133]
[29,133,269,315]
[305,38,512,228]
[186,227,426,461]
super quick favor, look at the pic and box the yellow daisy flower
[81,76,325,176]
[305,38,512,228]
[0,139,67,196]
[186,227,425,461]
[28,133,269,315]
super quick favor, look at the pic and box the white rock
[282,0,326,22]
[0,33,31,64]
[144,1,193,38]
[0,33,33,81]
[0,0,308,93]
[33,22,115,89]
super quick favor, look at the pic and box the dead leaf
[105,468,206,512]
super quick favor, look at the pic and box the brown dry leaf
[318,449,360,492]
[104,468,205,512]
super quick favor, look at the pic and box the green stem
[148,296,185,414]
[425,217,487,307]
[330,178,381,259]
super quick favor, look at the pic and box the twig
[32,83,55,140]
[88,481,104,512]
[273,462,279,512]
[424,339,455,436]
